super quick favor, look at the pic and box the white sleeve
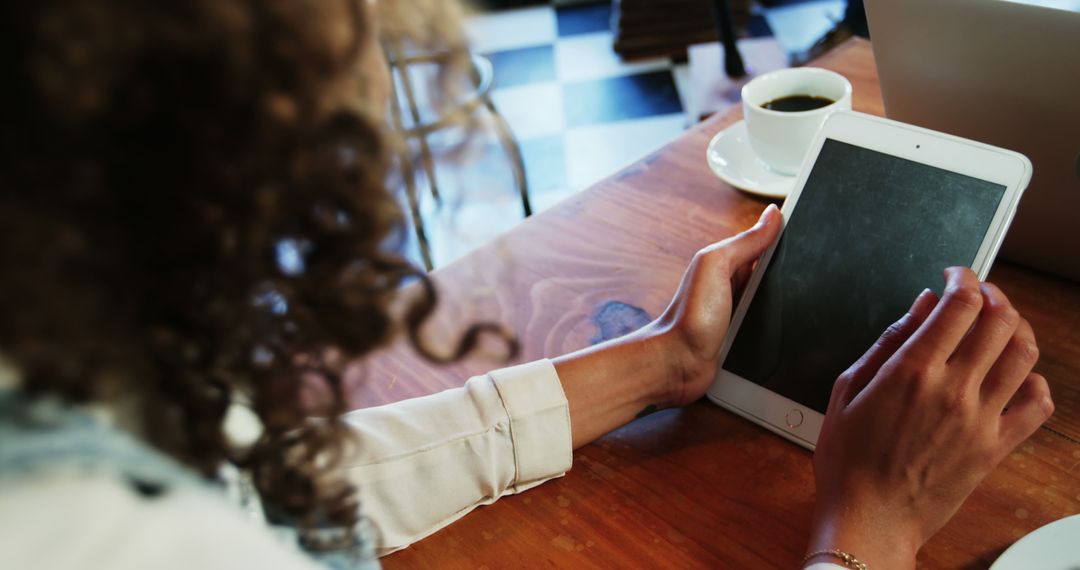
[342,359,573,556]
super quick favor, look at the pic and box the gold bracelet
[802,549,868,570]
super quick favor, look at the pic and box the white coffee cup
[742,68,852,176]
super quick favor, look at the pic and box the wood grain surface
[354,40,1080,568]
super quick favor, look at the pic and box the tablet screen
[722,139,1006,413]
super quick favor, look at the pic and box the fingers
[997,373,1054,452]
[828,288,938,413]
[899,267,983,365]
[948,282,1021,383]
[705,204,782,272]
[980,317,1040,411]
[731,263,754,299]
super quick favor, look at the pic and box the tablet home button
[785,409,804,428]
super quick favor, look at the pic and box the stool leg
[395,148,435,271]
[483,96,533,218]
[393,53,444,207]
[387,66,435,271]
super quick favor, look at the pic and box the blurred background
[393,0,1079,270]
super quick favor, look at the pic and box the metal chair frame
[386,46,533,271]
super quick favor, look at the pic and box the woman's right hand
[807,267,1054,569]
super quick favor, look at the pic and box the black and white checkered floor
[401,0,853,268]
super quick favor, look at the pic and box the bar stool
[385,45,533,271]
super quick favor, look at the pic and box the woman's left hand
[554,204,782,447]
[653,203,782,406]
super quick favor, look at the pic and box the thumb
[717,204,782,269]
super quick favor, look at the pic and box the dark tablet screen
[722,139,1006,413]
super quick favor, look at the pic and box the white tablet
[707,111,1032,450]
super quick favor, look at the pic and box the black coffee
[761,94,834,112]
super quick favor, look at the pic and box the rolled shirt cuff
[489,359,573,491]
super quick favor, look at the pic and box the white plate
[990,514,1080,569]
[705,120,796,199]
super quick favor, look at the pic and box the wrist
[802,549,869,570]
[622,323,678,409]
[553,321,686,446]
[807,505,921,570]
[639,321,713,408]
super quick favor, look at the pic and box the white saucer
[990,514,1080,569]
[705,120,796,199]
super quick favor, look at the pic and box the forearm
[343,362,572,555]
[552,323,683,449]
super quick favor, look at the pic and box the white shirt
[342,359,573,555]
[0,359,841,568]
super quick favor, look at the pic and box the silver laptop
[866,0,1080,281]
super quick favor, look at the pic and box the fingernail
[757,204,779,225]
[910,288,931,310]
[1042,397,1054,416]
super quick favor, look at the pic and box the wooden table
[355,39,1080,568]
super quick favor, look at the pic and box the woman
[0,1,1053,569]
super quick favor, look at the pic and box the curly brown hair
[0,0,510,540]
